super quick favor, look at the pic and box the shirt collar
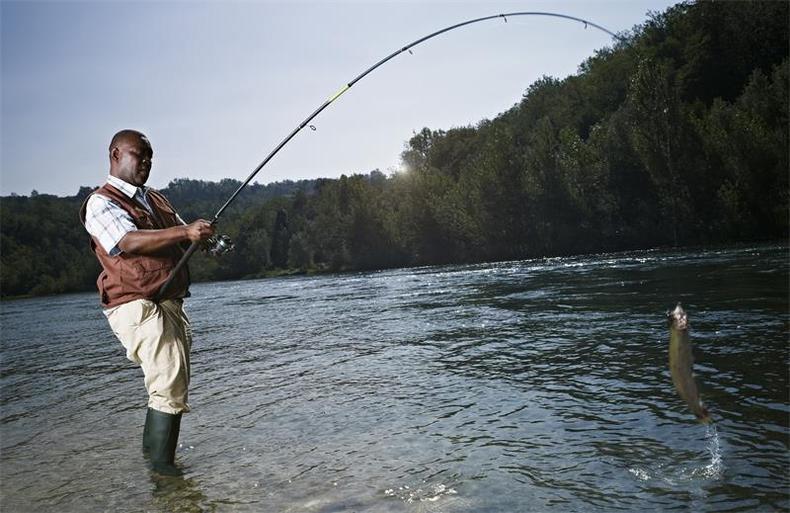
[106,175,146,199]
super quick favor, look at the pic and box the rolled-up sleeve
[83,195,138,256]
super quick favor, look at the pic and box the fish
[667,303,711,423]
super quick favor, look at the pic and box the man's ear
[110,147,120,163]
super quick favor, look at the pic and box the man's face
[114,136,153,186]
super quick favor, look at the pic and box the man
[80,129,214,475]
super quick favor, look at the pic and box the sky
[1,0,679,197]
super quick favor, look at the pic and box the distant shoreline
[3,240,785,301]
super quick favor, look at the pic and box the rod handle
[154,240,200,301]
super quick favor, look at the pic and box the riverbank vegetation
[2,1,787,297]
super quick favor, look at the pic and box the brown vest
[79,183,190,307]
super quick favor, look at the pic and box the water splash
[384,482,458,503]
[677,423,724,482]
[628,423,724,485]
[690,423,723,479]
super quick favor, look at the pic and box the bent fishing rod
[155,11,625,300]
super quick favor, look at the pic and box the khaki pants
[104,298,192,415]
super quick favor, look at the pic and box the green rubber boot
[144,408,183,476]
[142,408,153,454]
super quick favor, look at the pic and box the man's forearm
[118,226,189,255]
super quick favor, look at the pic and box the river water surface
[1,245,787,512]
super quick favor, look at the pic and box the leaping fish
[667,303,711,423]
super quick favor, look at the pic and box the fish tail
[696,406,712,424]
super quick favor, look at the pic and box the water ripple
[1,245,787,512]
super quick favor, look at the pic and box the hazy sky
[1,0,678,197]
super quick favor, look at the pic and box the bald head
[109,129,153,186]
[109,129,148,153]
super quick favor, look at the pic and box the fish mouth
[667,303,688,330]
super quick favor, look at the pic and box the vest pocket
[135,211,156,229]
[134,258,171,285]
[98,272,110,305]
[120,256,173,294]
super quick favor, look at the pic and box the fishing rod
[155,11,625,300]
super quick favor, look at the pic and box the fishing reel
[203,234,235,256]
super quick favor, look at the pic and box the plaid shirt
[83,176,184,256]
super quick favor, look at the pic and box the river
[1,245,787,512]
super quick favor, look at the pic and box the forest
[1,1,787,297]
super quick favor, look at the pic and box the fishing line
[155,11,625,300]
